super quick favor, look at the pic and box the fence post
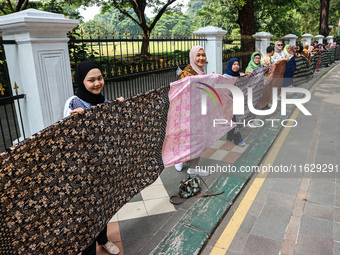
[314,35,324,44]
[0,9,79,138]
[326,36,334,44]
[193,26,227,74]
[252,32,273,57]
[284,34,298,46]
[301,34,313,46]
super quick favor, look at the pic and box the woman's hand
[70,108,85,115]
[117,97,124,103]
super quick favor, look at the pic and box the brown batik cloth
[258,60,286,109]
[0,86,170,254]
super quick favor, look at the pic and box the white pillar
[284,34,298,46]
[193,26,227,74]
[301,34,313,46]
[314,35,324,44]
[0,9,79,138]
[326,36,334,44]
[252,32,273,57]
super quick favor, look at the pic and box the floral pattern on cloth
[258,61,286,109]
[0,86,170,254]
[231,66,269,131]
[162,73,236,167]
[178,64,198,79]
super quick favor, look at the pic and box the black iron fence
[68,29,207,99]
[0,33,26,152]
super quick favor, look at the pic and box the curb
[150,62,340,255]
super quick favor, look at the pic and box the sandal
[101,240,120,255]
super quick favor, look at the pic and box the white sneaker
[187,167,209,176]
[175,163,184,171]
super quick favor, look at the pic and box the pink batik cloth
[162,73,236,168]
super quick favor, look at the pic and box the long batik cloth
[162,73,236,167]
[0,87,170,254]
[258,61,286,109]
[232,66,269,130]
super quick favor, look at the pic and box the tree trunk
[237,0,255,70]
[141,27,150,57]
[319,0,330,36]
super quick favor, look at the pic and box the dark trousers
[82,226,108,255]
[227,128,243,145]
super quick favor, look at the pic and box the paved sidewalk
[201,63,340,255]
[95,62,340,255]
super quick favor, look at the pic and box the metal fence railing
[68,29,207,99]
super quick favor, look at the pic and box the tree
[0,0,29,14]
[187,0,204,16]
[98,0,183,56]
[319,0,330,36]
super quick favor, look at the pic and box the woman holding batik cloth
[175,45,209,176]
[222,58,246,147]
[272,41,290,64]
[245,52,262,74]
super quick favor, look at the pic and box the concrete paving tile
[122,236,150,255]
[284,226,299,242]
[334,241,340,254]
[147,212,174,233]
[310,179,336,193]
[315,153,336,165]
[140,183,169,200]
[119,217,155,241]
[117,201,148,221]
[266,191,296,209]
[137,230,168,255]
[144,197,176,216]
[281,238,296,255]
[288,215,301,228]
[199,244,213,255]
[334,207,340,222]
[247,188,270,217]
[292,198,305,218]
[220,141,235,151]
[129,192,143,203]
[271,179,300,195]
[231,144,249,153]
[259,203,292,225]
[210,149,229,161]
[241,234,281,255]
[250,216,287,242]
[334,222,340,242]
[228,231,249,254]
[201,148,218,158]
[307,189,335,206]
[109,213,119,223]
[221,152,241,163]
[239,214,257,233]
[295,233,333,255]
[299,216,333,239]
[303,201,334,221]
[160,208,187,232]
[211,140,226,149]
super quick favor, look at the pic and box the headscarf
[245,52,261,73]
[289,45,296,56]
[308,46,314,52]
[189,45,206,75]
[75,61,105,105]
[275,41,283,53]
[223,58,240,77]
[297,45,303,54]
[283,45,291,57]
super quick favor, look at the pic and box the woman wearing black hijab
[64,61,122,254]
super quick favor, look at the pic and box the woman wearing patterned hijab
[64,61,122,255]
[245,52,262,74]
[272,41,289,64]
[178,45,206,79]
[283,45,292,58]
[175,45,209,176]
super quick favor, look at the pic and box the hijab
[245,52,261,73]
[283,45,291,57]
[289,45,296,56]
[75,61,106,105]
[223,58,240,77]
[308,46,314,52]
[297,45,303,54]
[275,41,283,53]
[189,45,206,75]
